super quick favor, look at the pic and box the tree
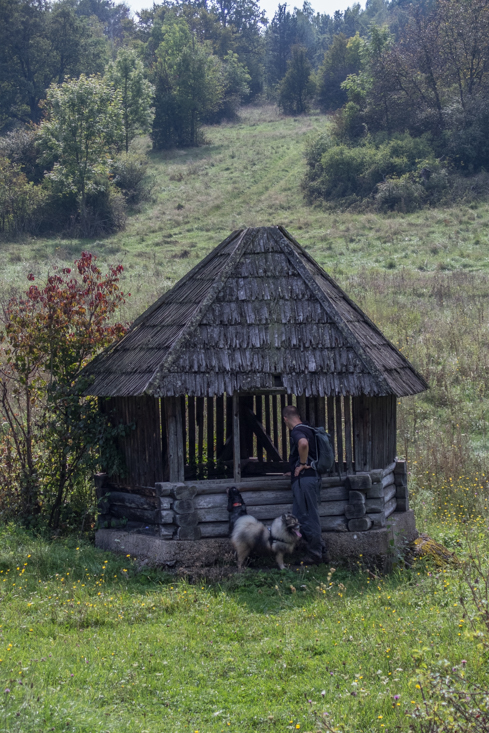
[265,4,298,88]
[0,0,108,131]
[106,48,154,153]
[0,157,46,236]
[38,74,123,221]
[75,0,131,42]
[316,33,362,111]
[0,253,127,527]
[152,16,224,148]
[278,44,315,114]
[210,0,266,97]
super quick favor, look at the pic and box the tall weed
[342,269,489,519]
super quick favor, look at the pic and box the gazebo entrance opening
[102,392,396,488]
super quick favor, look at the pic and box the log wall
[96,459,406,539]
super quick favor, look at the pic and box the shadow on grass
[0,523,422,620]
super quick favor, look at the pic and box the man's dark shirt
[289,423,317,478]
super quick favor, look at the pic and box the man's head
[282,404,302,430]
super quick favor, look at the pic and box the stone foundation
[95,510,417,572]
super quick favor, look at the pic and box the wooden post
[207,396,214,474]
[344,395,353,474]
[280,394,287,460]
[232,392,241,483]
[272,395,279,453]
[180,396,187,467]
[197,397,204,477]
[188,396,196,469]
[166,396,184,483]
[297,394,306,423]
[255,395,263,462]
[216,395,224,460]
[335,395,344,473]
[265,396,271,452]
[327,396,335,471]
[317,396,326,428]
[161,398,169,482]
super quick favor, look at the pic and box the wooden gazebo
[85,226,428,544]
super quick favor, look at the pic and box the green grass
[0,524,485,733]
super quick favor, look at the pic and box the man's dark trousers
[291,473,323,557]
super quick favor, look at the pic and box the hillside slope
[2,105,489,321]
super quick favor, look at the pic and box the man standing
[283,405,324,564]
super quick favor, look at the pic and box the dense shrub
[0,157,46,236]
[111,152,152,206]
[444,99,489,173]
[0,128,43,183]
[304,132,437,203]
[375,174,427,212]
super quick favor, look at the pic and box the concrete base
[325,511,417,571]
[95,510,417,572]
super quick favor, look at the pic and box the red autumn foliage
[0,253,128,524]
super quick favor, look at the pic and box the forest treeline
[1,0,489,236]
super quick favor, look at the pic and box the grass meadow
[0,524,486,733]
[1,104,489,731]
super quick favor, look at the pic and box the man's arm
[294,437,310,477]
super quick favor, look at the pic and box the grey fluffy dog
[231,511,302,570]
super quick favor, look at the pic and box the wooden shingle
[81,227,428,398]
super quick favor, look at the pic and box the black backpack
[297,424,335,475]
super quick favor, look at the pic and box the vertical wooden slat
[352,396,361,471]
[188,396,196,468]
[180,396,187,467]
[280,394,287,459]
[175,397,184,482]
[344,395,353,474]
[391,395,397,465]
[307,397,316,427]
[207,396,214,473]
[255,395,263,462]
[335,395,344,474]
[297,394,306,422]
[272,395,279,454]
[197,396,204,475]
[161,398,169,482]
[166,396,184,483]
[216,395,224,460]
[354,395,371,472]
[327,396,335,469]
[242,396,254,458]
[317,396,326,428]
[226,395,233,442]
[151,395,162,484]
[265,395,271,444]
[232,393,241,483]
[366,396,372,472]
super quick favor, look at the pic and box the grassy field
[3,104,489,319]
[1,104,489,731]
[0,525,486,733]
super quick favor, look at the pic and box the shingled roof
[82,226,428,398]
